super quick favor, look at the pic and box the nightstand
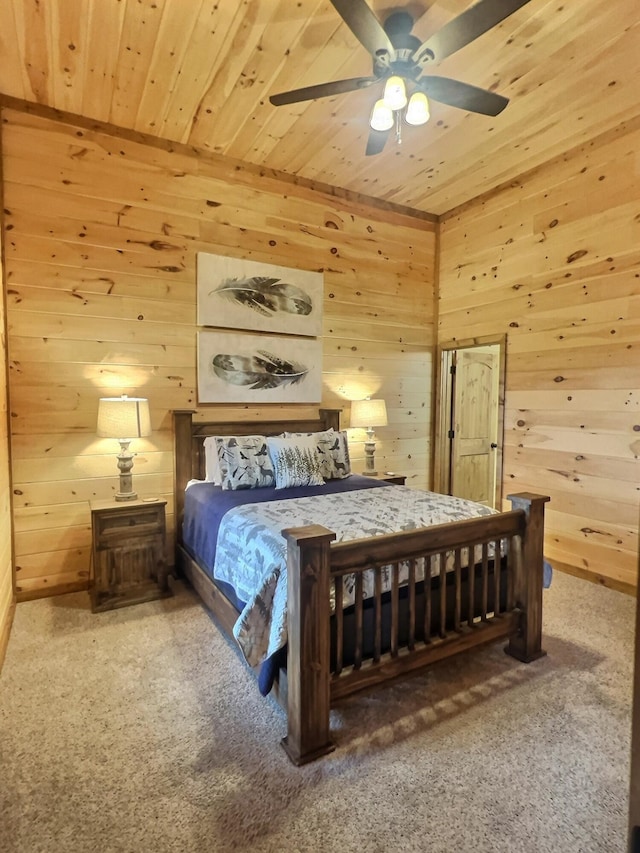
[89,498,172,612]
[357,472,406,486]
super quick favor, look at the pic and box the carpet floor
[0,570,633,853]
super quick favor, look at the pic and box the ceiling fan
[269,0,532,155]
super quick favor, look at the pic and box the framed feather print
[196,252,323,337]
[197,330,322,403]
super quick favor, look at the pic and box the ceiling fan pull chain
[395,111,402,146]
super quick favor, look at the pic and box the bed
[173,409,549,765]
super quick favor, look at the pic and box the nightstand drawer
[94,505,164,545]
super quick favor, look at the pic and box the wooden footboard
[281,492,549,765]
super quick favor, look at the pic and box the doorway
[434,336,505,509]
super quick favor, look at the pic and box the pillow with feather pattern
[215,435,275,490]
[203,436,222,485]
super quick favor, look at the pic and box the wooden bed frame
[173,409,549,765]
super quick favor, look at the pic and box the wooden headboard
[172,408,341,544]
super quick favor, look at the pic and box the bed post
[173,410,195,548]
[281,524,336,766]
[506,492,550,663]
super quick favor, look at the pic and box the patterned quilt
[213,486,496,667]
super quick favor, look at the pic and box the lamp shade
[370,99,394,132]
[97,395,151,439]
[405,92,430,126]
[382,76,407,111]
[350,398,388,429]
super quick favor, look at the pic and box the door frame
[433,334,506,508]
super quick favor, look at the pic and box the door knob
[490,443,498,449]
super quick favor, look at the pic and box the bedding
[215,434,275,490]
[266,434,325,488]
[182,474,390,581]
[210,484,497,668]
[203,436,222,484]
[285,428,351,479]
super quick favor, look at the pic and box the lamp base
[115,490,138,502]
[116,441,137,501]
[363,440,377,476]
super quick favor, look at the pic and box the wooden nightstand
[357,472,406,486]
[89,498,172,613]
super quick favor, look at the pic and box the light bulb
[382,76,407,111]
[405,92,430,126]
[370,99,394,132]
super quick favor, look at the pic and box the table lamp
[97,395,151,501]
[350,398,387,476]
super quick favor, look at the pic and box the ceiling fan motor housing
[373,13,423,80]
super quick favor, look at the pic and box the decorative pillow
[215,435,275,490]
[203,436,222,485]
[266,435,324,489]
[286,429,351,480]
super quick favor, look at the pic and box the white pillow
[266,435,324,489]
[203,436,222,485]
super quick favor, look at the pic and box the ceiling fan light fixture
[382,75,407,110]
[405,92,430,126]
[370,99,394,131]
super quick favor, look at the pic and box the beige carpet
[0,570,633,853]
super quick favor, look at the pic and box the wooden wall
[0,108,436,599]
[439,117,640,593]
[0,152,14,660]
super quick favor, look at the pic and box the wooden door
[450,346,500,506]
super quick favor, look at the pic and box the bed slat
[454,547,462,632]
[481,542,489,621]
[408,558,416,651]
[374,566,382,663]
[439,551,447,639]
[334,579,344,676]
[354,573,364,669]
[493,539,502,617]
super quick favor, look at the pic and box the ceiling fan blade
[330,0,394,57]
[413,0,532,66]
[270,77,376,107]
[418,76,509,116]
[365,128,390,156]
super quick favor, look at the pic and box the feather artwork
[212,350,309,390]
[211,276,313,318]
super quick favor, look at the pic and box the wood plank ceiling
[0,0,639,216]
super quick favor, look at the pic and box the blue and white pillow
[203,436,222,485]
[286,429,351,480]
[215,435,275,490]
[266,435,324,489]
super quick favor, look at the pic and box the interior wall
[0,108,436,599]
[0,146,14,659]
[439,119,640,592]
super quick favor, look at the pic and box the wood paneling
[1,1,639,216]
[1,107,435,598]
[439,120,640,592]
[0,155,15,666]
